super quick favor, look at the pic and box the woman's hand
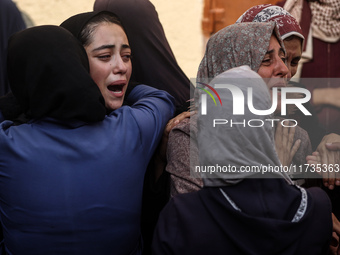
[306,134,340,190]
[275,123,301,167]
[313,87,340,108]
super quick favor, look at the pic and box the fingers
[274,124,284,165]
[299,134,340,190]
[327,143,340,187]
[328,148,338,189]
[290,139,301,160]
[287,126,296,159]
[328,174,336,190]
[306,155,319,164]
[282,122,289,147]
[331,214,340,254]
[306,151,322,174]
[333,213,340,234]
[326,142,340,151]
[275,122,299,167]
[275,121,282,145]
[317,136,334,189]
[165,119,179,135]
[164,111,192,135]
[321,149,340,189]
[331,231,339,248]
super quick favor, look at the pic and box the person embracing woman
[0,24,174,255]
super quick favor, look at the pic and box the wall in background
[13,0,204,79]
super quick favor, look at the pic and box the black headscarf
[0,0,26,97]
[60,11,141,109]
[7,25,106,122]
[60,11,123,45]
[93,1,194,111]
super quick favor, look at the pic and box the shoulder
[167,117,191,150]
[307,187,331,210]
[305,187,332,235]
[170,113,197,136]
[0,120,14,132]
[305,187,332,229]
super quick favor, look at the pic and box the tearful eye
[261,58,271,66]
[291,59,300,66]
[98,55,111,61]
[121,54,132,62]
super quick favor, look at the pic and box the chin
[107,100,124,111]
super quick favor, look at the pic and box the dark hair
[79,12,125,47]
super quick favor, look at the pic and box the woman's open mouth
[108,84,124,94]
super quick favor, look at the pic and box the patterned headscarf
[197,22,282,82]
[284,0,340,42]
[236,4,304,42]
[310,0,340,40]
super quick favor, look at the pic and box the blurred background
[12,0,278,79]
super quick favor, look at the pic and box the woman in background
[236,3,326,151]
[277,0,340,134]
[0,0,26,97]
[166,22,310,196]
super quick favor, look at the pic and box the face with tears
[85,22,132,110]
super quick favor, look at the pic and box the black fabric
[141,160,171,255]
[0,0,26,97]
[94,0,194,111]
[60,10,122,45]
[0,92,22,121]
[153,178,332,255]
[7,25,106,122]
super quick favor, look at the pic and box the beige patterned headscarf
[284,0,340,42]
[310,0,340,41]
[197,22,283,82]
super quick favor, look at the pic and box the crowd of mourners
[1,0,340,254]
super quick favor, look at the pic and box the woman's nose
[112,56,127,74]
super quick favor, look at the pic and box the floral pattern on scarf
[197,22,282,82]
[236,4,304,41]
[310,0,340,38]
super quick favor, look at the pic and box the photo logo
[199,84,312,116]
[197,82,222,115]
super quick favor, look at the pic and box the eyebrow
[279,47,286,56]
[265,48,286,56]
[265,49,274,55]
[92,44,131,52]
